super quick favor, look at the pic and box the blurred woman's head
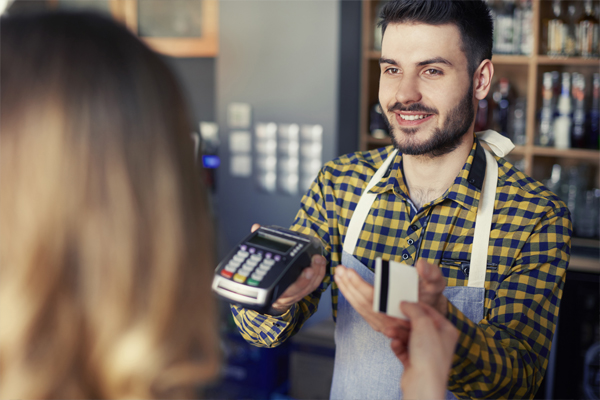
[0,11,219,398]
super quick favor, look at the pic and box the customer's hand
[415,259,448,317]
[334,265,409,335]
[251,224,327,315]
[388,301,459,399]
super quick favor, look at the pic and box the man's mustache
[387,102,438,115]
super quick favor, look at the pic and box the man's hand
[269,253,326,314]
[334,265,409,334]
[251,224,326,315]
[386,301,459,399]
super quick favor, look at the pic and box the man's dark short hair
[378,0,493,77]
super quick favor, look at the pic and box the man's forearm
[230,303,300,348]
[231,287,325,348]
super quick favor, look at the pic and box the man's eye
[425,68,443,76]
[385,67,399,74]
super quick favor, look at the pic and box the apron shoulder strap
[468,147,498,288]
[343,149,398,255]
[476,129,515,157]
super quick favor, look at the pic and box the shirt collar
[369,138,486,212]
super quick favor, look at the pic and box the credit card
[373,257,418,319]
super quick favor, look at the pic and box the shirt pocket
[440,258,498,278]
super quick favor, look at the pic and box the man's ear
[474,60,494,100]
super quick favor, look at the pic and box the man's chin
[397,126,420,135]
[391,130,466,158]
[390,135,432,156]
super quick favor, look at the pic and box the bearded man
[231,1,572,399]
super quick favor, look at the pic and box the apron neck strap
[476,129,515,157]
[343,149,398,255]
[467,147,498,288]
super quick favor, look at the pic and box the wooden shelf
[509,146,526,156]
[366,50,381,59]
[492,54,531,65]
[490,54,600,67]
[50,0,219,58]
[364,51,600,66]
[366,136,392,146]
[571,237,600,274]
[364,142,600,162]
[531,147,600,162]
[573,237,600,248]
[536,55,600,66]
[569,256,600,274]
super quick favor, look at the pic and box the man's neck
[402,135,474,210]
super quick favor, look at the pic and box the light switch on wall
[229,130,252,153]
[227,102,252,129]
[230,154,252,177]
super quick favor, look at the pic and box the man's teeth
[400,114,428,121]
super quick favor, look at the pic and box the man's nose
[394,77,422,105]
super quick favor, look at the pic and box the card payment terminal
[211,226,322,313]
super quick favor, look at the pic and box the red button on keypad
[221,270,233,279]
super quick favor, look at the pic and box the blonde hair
[0,12,219,398]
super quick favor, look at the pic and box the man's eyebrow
[379,57,398,66]
[379,56,453,67]
[417,57,453,67]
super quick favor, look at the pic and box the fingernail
[303,269,314,279]
[315,256,326,266]
[335,267,344,277]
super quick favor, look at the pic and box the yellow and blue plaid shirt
[232,139,572,399]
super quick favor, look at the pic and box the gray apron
[330,131,513,400]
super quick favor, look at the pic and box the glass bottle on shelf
[544,164,566,204]
[578,189,598,237]
[588,73,600,149]
[495,0,516,54]
[539,72,556,146]
[475,98,489,132]
[577,0,599,58]
[491,78,513,138]
[512,98,527,145]
[512,0,523,55]
[373,0,389,51]
[373,16,382,51]
[518,0,533,55]
[566,164,590,237]
[571,73,587,148]
[564,3,579,57]
[547,0,566,56]
[489,0,499,53]
[553,72,573,149]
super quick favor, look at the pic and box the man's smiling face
[379,22,476,157]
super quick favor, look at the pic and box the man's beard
[381,81,475,158]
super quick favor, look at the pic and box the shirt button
[407,238,414,245]
[410,224,418,231]
[402,253,409,260]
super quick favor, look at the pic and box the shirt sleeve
[447,206,572,399]
[230,168,334,348]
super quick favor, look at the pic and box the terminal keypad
[221,247,281,286]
